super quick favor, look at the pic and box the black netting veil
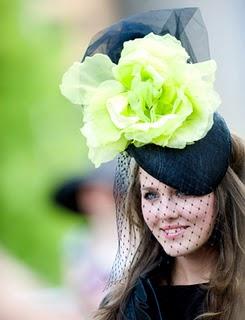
[83,8,210,64]
[107,153,141,287]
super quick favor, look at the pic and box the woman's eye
[143,191,159,201]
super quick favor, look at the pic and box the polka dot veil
[106,152,217,288]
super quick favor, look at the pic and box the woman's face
[139,168,216,257]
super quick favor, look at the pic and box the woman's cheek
[142,202,159,230]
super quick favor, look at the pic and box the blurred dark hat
[54,160,117,213]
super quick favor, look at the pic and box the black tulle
[83,8,210,64]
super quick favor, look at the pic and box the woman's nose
[161,196,181,220]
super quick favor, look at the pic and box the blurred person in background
[53,160,118,318]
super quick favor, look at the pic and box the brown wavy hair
[94,134,245,320]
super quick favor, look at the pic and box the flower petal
[120,33,189,64]
[84,80,124,122]
[60,54,115,105]
[124,114,176,144]
[167,92,217,148]
[81,81,125,148]
[107,95,139,129]
[88,136,128,168]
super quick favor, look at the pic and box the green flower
[60,33,221,167]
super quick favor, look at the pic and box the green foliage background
[0,0,87,283]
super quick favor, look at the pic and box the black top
[123,276,208,319]
[156,283,208,320]
[122,256,209,320]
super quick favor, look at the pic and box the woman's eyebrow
[140,186,158,191]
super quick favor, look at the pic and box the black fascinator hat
[61,8,231,196]
[127,112,231,195]
[84,8,231,195]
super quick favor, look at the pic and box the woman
[60,8,245,319]
[95,133,245,319]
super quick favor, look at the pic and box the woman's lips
[161,226,189,239]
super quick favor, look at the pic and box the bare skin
[172,245,218,285]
